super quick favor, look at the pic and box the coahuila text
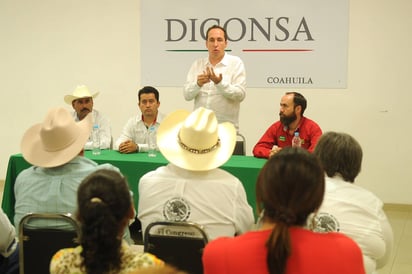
[166,17,314,42]
[267,77,313,85]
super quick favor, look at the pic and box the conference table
[2,150,267,224]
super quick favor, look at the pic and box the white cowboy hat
[157,107,236,171]
[21,107,93,168]
[64,85,99,105]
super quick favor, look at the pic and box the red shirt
[203,227,365,274]
[253,117,322,159]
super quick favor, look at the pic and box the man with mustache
[64,85,112,150]
[253,92,322,159]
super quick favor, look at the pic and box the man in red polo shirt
[253,92,322,159]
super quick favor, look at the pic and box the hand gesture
[196,70,210,87]
[206,67,222,84]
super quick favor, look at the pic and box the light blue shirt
[14,156,118,232]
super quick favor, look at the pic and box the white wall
[0,0,411,204]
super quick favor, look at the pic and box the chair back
[144,221,209,274]
[233,132,246,155]
[18,213,80,274]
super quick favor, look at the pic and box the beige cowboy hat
[21,107,93,168]
[157,107,236,171]
[64,85,99,105]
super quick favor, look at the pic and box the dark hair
[285,92,307,115]
[138,86,160,102]
[77,169,132,274]
[206,25,228,41]
[314,131,363,182]
[256,147,324,274]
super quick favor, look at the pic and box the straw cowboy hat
[157,107,236,171]
[21,107,93,168]
[64,85,99,105]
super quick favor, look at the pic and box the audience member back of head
[202,147,365,274]
[50,169,164,273]
[313,131,393,274]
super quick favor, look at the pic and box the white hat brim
[157,109,236,171]
[64,91,99,105]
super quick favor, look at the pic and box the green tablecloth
[2,150,266,224]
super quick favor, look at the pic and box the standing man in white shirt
[183,24,246,131]
[114,86,165,154]
[64,85,112,150]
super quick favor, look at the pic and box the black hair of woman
[255,147,325,274]
[76,169,135,274]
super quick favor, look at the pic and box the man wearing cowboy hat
[137,107,254,240]
[13,107,128,238]
[64,85,112,150]
[114,86,165,154]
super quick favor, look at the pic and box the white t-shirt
[138,164,255,240]
[315,175,394,274]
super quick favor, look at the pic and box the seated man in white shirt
[64,85,112,150]
[312,131,394,274]
[114,86,165,153]
[138,107,255,240]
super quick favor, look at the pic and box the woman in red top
[203,147,365,274]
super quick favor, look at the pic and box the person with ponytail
[50,169,163,274]
[203,147,365,274]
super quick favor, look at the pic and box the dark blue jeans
[0,245,19,274]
